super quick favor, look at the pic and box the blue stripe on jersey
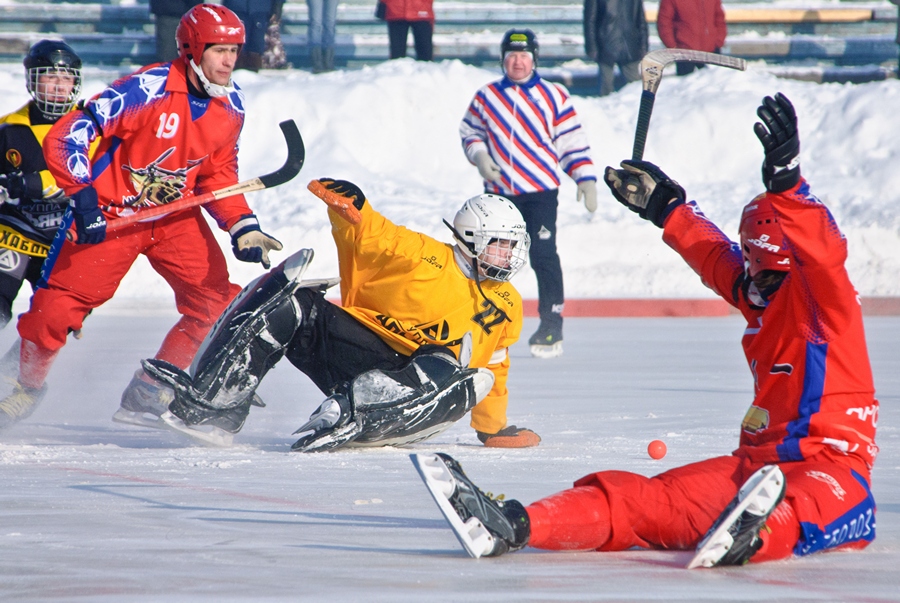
[509,134,559,189]
[777,341,827,461]
[794,470,876,556]
[90,136,121,182]
[37,207,75,290]
[534,80,562,119]
[556,122,582,140]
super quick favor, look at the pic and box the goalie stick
[67,119,305,241]
[631,49,747,161]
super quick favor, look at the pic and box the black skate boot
[688,465,787,568]
[112,369,174,429]
[411,452,529,558]
[528,320,563,359]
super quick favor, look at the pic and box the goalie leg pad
[291,346,494,452]
[186,248,325,410]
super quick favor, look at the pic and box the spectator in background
[583,0,648,96]
[223,0,284,71]
[657,0,728,76]
[307,0,338,72]
[459,30,598,359]
[263,0,290,70]
[384,0,434,61]
[150,0,202,63]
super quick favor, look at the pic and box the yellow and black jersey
[330,203,523,434]
[0,102,70,249]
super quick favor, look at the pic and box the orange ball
[647,439,667,460]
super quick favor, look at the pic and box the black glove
[754,93,800,193]
[603,160,685,228]
[0,171,43,202]
[71,186,107,245]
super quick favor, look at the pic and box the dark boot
[323,47,335,72]
[310,47,324,73]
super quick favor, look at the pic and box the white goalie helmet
[452,194,530,282]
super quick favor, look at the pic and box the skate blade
[687,465,785,569]
[159,411,234,447]
[111,408,167,430]
[410,453,495,559]
[530,342,563,359]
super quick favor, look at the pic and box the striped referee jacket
[459,71,596,196]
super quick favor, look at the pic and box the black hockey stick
[631,49,747,161]
[69,120,305,240]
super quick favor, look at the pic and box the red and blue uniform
[20,59,253,368]
[524,180,877,561]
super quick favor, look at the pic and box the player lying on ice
[410,93,878,568]
[142,179,542,450]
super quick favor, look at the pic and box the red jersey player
[411,93,878,567]
[0,4,282,430]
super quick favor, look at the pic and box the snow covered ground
[0,315,897,601]
[1,53,899,600]
[1,57,899,303]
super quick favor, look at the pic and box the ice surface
[0,314,897,601]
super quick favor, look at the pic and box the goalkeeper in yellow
[142,178,542,450]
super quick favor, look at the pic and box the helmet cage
[26,65,82,118]
[739,194,791,278]
[473,230,530,282]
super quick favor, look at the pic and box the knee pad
[291,344,494,452]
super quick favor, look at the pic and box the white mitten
[474,151,502,183]
[577,180,598,213]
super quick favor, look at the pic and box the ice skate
[528,322,563,359]
[411,452,529,558]
[0,381,47,429]
[688,465,786,569]
[112,369,174,429]
[476,425,541,448]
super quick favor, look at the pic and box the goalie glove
[307,178,364,224]
[230,214,283,269]
[754,93,800,193]
[603,160,685,228]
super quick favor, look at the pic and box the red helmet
[739,193,791,278]
[176,4,245,66]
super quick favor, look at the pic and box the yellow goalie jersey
[329,203,523,434]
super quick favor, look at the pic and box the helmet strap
[444,219,477,256]
[188,59,235,98]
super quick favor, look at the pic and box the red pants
[526,454,875,562]
[18,208,240,369]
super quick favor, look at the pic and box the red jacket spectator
[383,0,434,24]
[657,0,727,53]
